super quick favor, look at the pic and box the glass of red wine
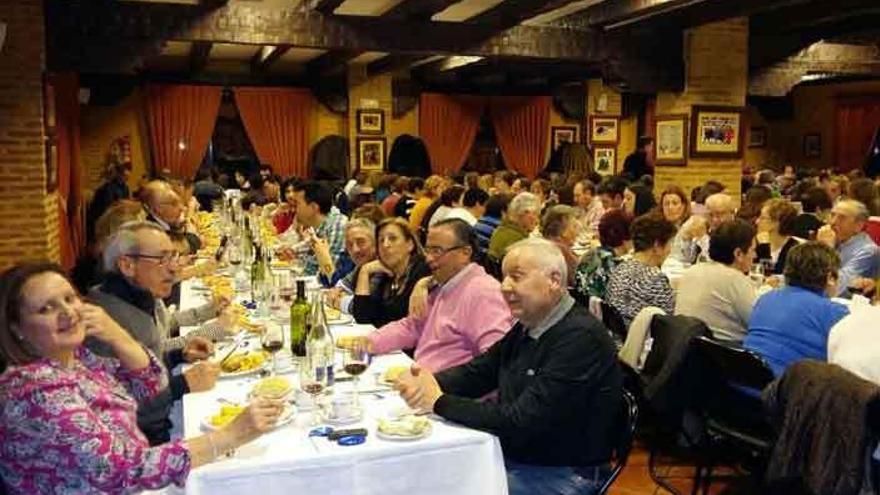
[343,344,372,409]
[261,321,284,376]
[300,358,329,425]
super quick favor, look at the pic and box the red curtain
[490,96,551,179]
[234,87,313,178]
[50,73,83,270]
[145,84,222,179]
[419,93,486,175]
[835,97,880,173]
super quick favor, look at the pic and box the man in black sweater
[395,238,622,495]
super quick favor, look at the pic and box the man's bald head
[142,180,183,226]
[706,193,736,231]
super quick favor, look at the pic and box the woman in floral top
[574,209,633,301]
[0,263,283,494]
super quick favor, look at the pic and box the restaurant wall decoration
[43,76,58,193]
[357,109,385,135]
[593,145,616,176]
[804,133,822,158]
[551,126,578,151]
[357,137,386,172]
[689,105,745,159]
[589,116,619,145]
[749,127,767,148]
[654,114,688,166]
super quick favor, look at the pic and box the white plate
[328,313,354,325]
[219,362,269,378]
[201,404,296,431]
[323,408,365,426]
[376,423,432,441]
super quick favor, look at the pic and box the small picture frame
[551,126,578,151]
[589,116,620,145]
[803,133,821,158]
[749,127,767,148]
[43,77,58,193]
[356,109,385,135]
[654,114,688,166]
[690,105,745,158]
[593,145,617,176]
[356,137,387,172]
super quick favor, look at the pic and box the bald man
[141,180,201,253]
[817,199,880,295]
[670,193,736,264]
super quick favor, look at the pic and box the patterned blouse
[606,258,676,328]
[0,347,191,494]
[573,247,623,301]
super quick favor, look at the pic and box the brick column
[0,0,59,270]
[654,18,749,200]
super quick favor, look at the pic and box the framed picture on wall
[804,133,822,158]
[593,145,617,176]
[690,105,745,158]
[749,127,767,148]
[43,76,58,193]
[357,137,386,172]
[356,109,385,135]
[551,126,578,151]
[654,114,688,166]
[589,116,620,145]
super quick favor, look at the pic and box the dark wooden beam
[466,0,582,29]
[367,54,431,77]
[189,41,212,73]
[381,0,459,21]
[47,2,601,74]
[250,45,292,73]
[306,49,362,77]
[750,42,880,96]
[314,0,346,15]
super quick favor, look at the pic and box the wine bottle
[306,291,335,387]
[250,243,266,301]
[289,280,310,357]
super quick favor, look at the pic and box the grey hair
[508,192,542,217]
[345,218,376,239]
[102,221,167,272]
[836,199,870,221]
[505,237,568,284]
[540,205,577,239]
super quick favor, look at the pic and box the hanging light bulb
[178,139,187,151]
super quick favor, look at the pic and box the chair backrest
[598,390,639,494]
[692,336,774,391]
[600,300,627,340]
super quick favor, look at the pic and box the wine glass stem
[353,376,360,408]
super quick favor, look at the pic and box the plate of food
[376,415,432,441]
[201,403,296,431]
[378,365,409,386]
[249,376,294,400]
[219,351,269,377]
[323,305,353,325]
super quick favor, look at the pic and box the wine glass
[342,344,372,409]
[227,242,242,273]
[749,263,765,288]
[261,321,284,376]
[300,358,328,425]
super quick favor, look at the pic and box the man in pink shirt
[364,218,514,372]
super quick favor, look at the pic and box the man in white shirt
[445,188,488,226]
[828,306,880,385]
[675,219,758,343]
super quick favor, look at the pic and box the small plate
[376,423,432,441]
[327,313,354,325]
[324,408,364,426]
[201,404,296,431]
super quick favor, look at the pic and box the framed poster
[654,114,688,166]
[43,76,58,193]
[689,105,745,158]
[593,145,616,176]
[804,133,821,158]
[356,109,385,135]
[749,126,767,148]
[589,116,620,145]
[356,137,386,172]
[551,126,578,151]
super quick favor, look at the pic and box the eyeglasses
[424,245,468,257]
[125,252,181,267]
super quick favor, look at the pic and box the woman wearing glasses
[0,262,283,494]
[351,217,431,328]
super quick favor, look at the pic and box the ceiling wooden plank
[306,49,363,76]
[466,0,583,29]
[750,42,880,96]
[188,41,212,73]
[314,0,347,15]
[251,45,292,73]
[381,0,459,21]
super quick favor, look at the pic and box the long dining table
[167,273,509,495]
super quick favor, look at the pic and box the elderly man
[354,218,513,372]
[573,179,604,237]
[487,192,541,262]
[671,192,736,263]
[324,218,378,314]
[140,180,201,251]
[284,181,348,276]
[817,199,880,295]
[394,238,622,495]
[89,221,228,444]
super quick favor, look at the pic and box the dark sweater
[434,305,622,466]
[755,236,799,275]
[351,256,431,328]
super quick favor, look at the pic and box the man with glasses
[141,180,202,254]
[351,218,513,373]
[88,221,230,444]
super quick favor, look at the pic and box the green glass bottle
[289,280,310,358]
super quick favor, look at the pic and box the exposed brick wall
[655,18,749,200]
[0,0,59,271]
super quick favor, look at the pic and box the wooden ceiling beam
[188,41,212,73]
[466,0,583,30]
[250,45,292,73]
[313,0,346,15]
[367,54,431,77]
[306,49,363,77]
[381,0,459,21]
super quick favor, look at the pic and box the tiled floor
[607,442,743,495]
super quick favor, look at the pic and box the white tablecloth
[173,277,509,495]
